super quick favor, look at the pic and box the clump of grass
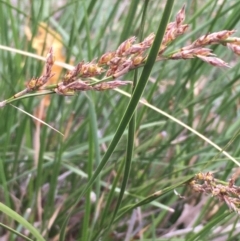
[1,2,240,241]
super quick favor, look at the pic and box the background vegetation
[0,0,240,240]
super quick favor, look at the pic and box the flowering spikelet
[55,81,93,95]
[141,33,155,47]
[116,36,136,56]
[98,52,116,65]
[2,4,240,105]
[196,55,230,68]
[131,54,146,66]
[184,30,236,50]
[112,60,133,78]
[175,4,186,26]
[80,61,105,78]
[106,57,126,77]
[27,47,54,90]
[103,34,155,77]
[189,172,240,215]
[93,81,132,91]
[124,34,155,55]
[170,48,213,59]
[125,43,148,55]
[63,62,83,85]
[227,43,240,55]
[159,5,188,54]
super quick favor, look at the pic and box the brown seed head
[55,80,92,95]
[175,4,186,26]
[131,54,145,66]
[98,52,116,65]
[192,30,236,48]
[94,81,132,91]
[27,77,39,89]
[125,43,148,55]
[227,43,240,55]
[171,48,213,59]
[197,55,230,68]
[109,56,123,66]
[63,62,83,85]
[176,24,189,36]
[116,36,136,56]
[141,33,155,47]
[80,62,104,78]
[46,47,55,66]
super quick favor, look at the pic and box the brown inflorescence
[170,30,237,66]
[31,5,240,96]
[1,4,240,107]
[189,172,240,214]
[27,47,55,90]
[159,5,189,55]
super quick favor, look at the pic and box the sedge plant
[1,1,240,240]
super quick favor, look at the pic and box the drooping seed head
[171,48,213,59]
[196,55,230,68]
[192,30,236,48]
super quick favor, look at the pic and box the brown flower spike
[189,172,240,214]
[1,5,240,107]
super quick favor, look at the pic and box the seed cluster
[189,172,240,214]
[1,5,240,107]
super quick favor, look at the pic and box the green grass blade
[0,202,45,241]
[81,0,175,197]
[60,0,175,234]
[109,0,150,230]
